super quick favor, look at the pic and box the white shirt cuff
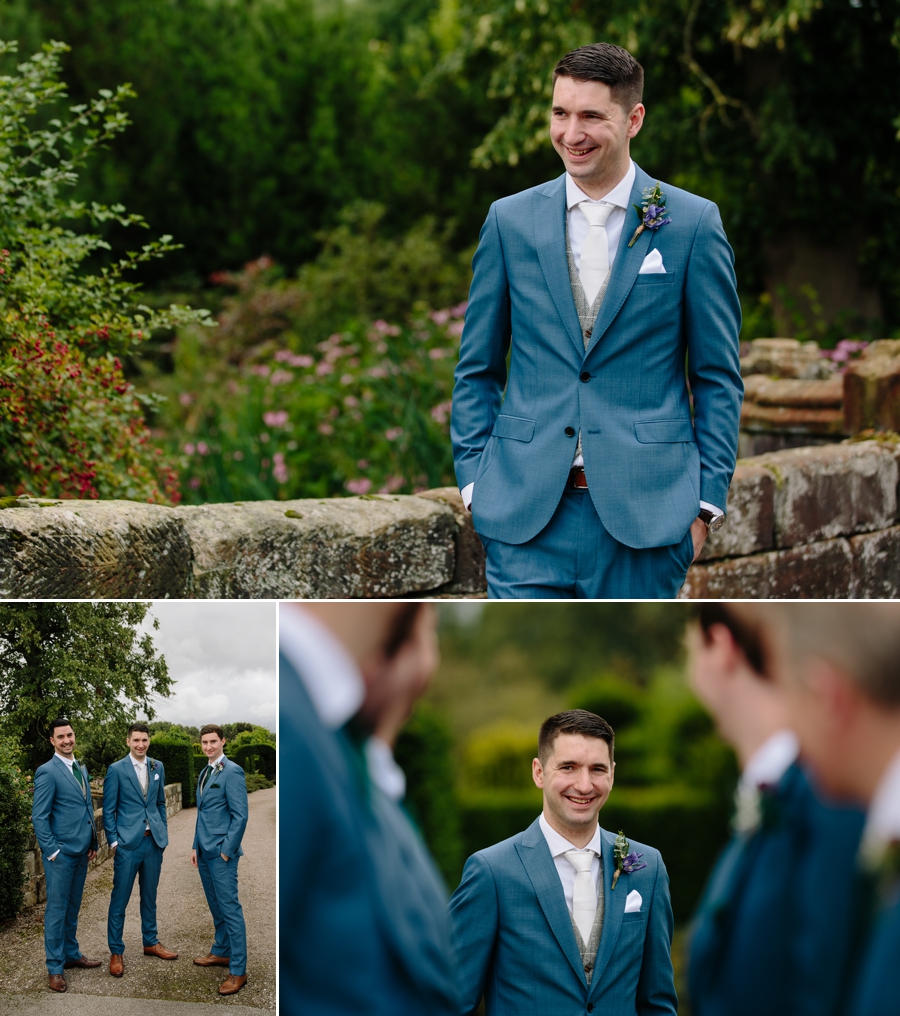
[699,500,724,517]
[110,841,117,849]
[460,482,474,511]
[48,849,59,861]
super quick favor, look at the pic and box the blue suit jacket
[192,757,247,859]
[688,764,864,1016]
[32,755,98,857]
[449,818,677,1016]
[452,165,743,548]
[103,755,168,851]
[279,652,458,1016]
[848,879,900,1015]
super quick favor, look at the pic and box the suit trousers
[483,488,695,598]
[42,850,89,974]
[107,833,164,954]
[196,847,247,975]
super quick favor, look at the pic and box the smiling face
[50,724,76,759]
[127,729,150,762]
[533,732,615,844]
[550,76,644,198]
[201,732,225,761]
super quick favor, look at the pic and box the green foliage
[461,723,536,792]
[223,724,275,748]
[0,603,170,771]
[232,743,276,782]
[568,675,644,733]
[150,738,197,808]
[394,703,462,889]
[77,718,132,777]
[0,735,31,922]
[244,772,274,793]
[0,39,211,500]
[147,721,197,744]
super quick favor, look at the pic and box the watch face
[709,514,725,533]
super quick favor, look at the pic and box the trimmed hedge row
[151,742,198,808]
[0,743,30,921]
[458,785,731,923]
[232,744,276,781]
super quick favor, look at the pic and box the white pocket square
[153,774,159,781]
[638,249,666,274]
[624,889,643,913]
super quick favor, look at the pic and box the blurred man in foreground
[686,604,863,1016]
[763,603,900,1015]
[279,603,457,1016]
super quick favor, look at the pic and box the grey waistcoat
[568,853,606,987]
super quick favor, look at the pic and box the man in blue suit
[450,709,677,1015]
[103,722,179,977]
[686,604,864,1016]
[191,723,249,996]
[761,604,900,1016]
[452,42,742,598]
[31,717,102,993]
[279,602,459,1016]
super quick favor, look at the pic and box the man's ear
[532,757,545,790]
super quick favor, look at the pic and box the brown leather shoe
[109,953,124,977]
[48,974,67,992]
[193,953,230,967]
[219,973,247,995]
[144,943,178,960]
[64,956,102,969]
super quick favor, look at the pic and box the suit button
[587,1006,594,1013]
[565,426,575,437]
[584,328,592,338]
[580,371,590,382]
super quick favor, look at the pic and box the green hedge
[458,785,731,923]
[232,744,276,781]
[151,741,198,808]
[0,739,32,921]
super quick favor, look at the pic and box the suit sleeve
[222,764,249,859]
[31,767,59,856]
[155,762,168,828]
[103,764,120,846]
[448,853,501,1016]
[683,201,743,512]
[450,202,512,490]
[636,852,678,1016]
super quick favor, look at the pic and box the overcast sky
[141,602,276,731]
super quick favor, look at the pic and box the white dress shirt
[110,753,152,849]
[279,604,407,801]
[539,813,603,915]
[741,729,800,790]
[460,159,722,516]
[861,746,900,861]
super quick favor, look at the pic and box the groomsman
[686,605,864,1016]
[450,709,676,1016]
[103,723,179,976]
[763,603,900,1016]
[191,723,249,996]
[31,718,102,993]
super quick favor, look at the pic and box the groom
[450,709,676,1015]
[452,42,742,598]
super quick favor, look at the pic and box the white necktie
[565,849,597,945]
[578,202,614,306]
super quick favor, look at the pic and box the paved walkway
[0,787,275,1012]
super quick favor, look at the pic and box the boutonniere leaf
[612,830,647,889]
[628,181,672,248]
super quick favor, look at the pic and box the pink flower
[378,475,404,494]
[179,392,193,406]
[269,369,293,385]
[273,452,288,484]
[372,319,401,336]
[450,301,468,317]
[233,450,244,461]
[318,422,334,435]
[263,410,289,428]
[183,443,196,455]
[447,320,464,337]
[189,477,201,489]
[316,361,334,377]
[357,459,369,469]
[346,478,373,494]
[430,309,451,325]
[428,348,447,359]
[197,441,209,455]
[368,366,388,379]
[430,400,452,424]
[340,373,354,385]
[251,364,271,377]
[344,395,359,408]
[385,427,404,441]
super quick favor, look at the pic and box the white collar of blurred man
[279,603,439,801]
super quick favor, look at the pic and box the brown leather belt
[144,829,151,836]
[567,467,589,490]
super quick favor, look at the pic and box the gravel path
[0,787,275,1011]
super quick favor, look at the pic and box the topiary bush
[150,738,197,807]
[232,743,276,782]
[0,737,32,921]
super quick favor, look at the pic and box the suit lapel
[589,829,626,993]
[516,819,587,986]
[125,756,146,798]
[585,164,655,357]
[533,177,585,357]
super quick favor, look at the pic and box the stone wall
[22,783,182,911]
[1,438,898,600]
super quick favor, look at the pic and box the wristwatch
[698,508,725,534]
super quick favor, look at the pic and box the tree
[0,602,170,769]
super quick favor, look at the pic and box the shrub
[567,675,644,733]
[0,737,32,921]
[461,723,537,793]
[0,39,211,501]
[150,738,197,807]
[232,743,276,782]
[244,773,274,793]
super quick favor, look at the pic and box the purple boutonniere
[627,182,672,248]
[149,759,159,772]
[611,830,648,889]
[214,761,225,775]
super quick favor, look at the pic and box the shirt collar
[862,746,900,851]
[741,729,799,790]
[279,605,365,730]
[54,753,75,768]
[130,754,148,767]
[539,813,604,858]
[205,754,225,769]
[565,160,635,211]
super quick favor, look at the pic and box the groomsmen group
[30,719,249,996]
[280,601,900,1016]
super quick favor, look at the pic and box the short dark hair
[538,709,615,765]
[199,724,225,740]
[553,43,644,112]
[127,722,150,736]
[48,718,73,737]
[698,604,769,678]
